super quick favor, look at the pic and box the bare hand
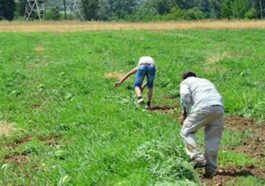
[114,82,121,87]
[179,114,186,125]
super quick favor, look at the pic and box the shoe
[203,171,216,178]
[137,98,144,105]
[145,104,151,109]
[193,161,206,169]
[191,156,206,169]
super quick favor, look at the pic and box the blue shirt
[180,77,223,114]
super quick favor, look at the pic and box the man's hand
[114,81,122,88]
[179,113,187,125]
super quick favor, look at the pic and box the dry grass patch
[0,121,16,137]
[105,72,124,80]
[35,46,45,53]
[26,60,48,69]
[1,20,265,32]
[206,52,230,65]
[203,66,228,74]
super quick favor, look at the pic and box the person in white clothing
[115,56,156,108]
[179,71,224,178]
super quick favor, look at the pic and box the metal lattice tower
[25,0,45,20]
[71,0,84,20]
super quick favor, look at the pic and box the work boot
[145,101,151,109]
[204,165,216,178]
[191,156,206,169]
[203,170,216,178]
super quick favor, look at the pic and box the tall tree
[172,0,196,9]
[231,0,250,18]
[16,0,27,17]
[220,0,232,18]
[81,0,99,20]
[197,0,211,14]
[97,0,112,20]
[151,0,172,15]
[0,0,15,20]
[209,0,221,18]
[253,0,264,19]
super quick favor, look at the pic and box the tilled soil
[200,116,265,186]
[148,106,265,185]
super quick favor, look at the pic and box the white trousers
[181,106,224,171]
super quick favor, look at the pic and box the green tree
[44,6,61,20]
[97,0,112,20]
[18,0,27,17]
[231,0,250,18]
[209,0,221,18]
[167,5,185,20]
[185,7,206,20]
[0,0,15,20]
[151,0,173,15]
[172,0,196,9]
[81,0,99,20]
[131,2,158,21]
[252,0,264,19]
[220,0,232,19]
[111,0,138,19]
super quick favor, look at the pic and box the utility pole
[25,0,44,21]
[63,0,67,20]
[72,0,84,20]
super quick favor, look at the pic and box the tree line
[0,0,264,21]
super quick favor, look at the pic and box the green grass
[0,30,265,185]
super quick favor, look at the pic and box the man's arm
[179,82,191,124]
[114,67,137,87]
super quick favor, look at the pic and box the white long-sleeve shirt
[180,77,223,114]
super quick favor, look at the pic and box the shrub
[44,6,61,21]
[245,8,256,19]
[185,7,206,20]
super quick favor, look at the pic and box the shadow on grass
[217,169,253,177]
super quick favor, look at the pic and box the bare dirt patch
[225,116,265,159]
[39,135,60,147]
[200,165,265,186]
[32,104,41,109]
[148,105,175,114]
[7,136,32,149]
[4,152,31,166]
[0,121,16,137]
[105,72,124,80]
[200,116,265,186]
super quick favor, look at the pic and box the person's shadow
[217,169,253,177]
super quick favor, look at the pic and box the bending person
[179,71,224,178]
[115,56,156,108]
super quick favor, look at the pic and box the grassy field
[0,24,265,185]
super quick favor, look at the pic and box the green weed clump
[134,139,199,184]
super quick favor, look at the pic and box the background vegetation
[0,0,265,21]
